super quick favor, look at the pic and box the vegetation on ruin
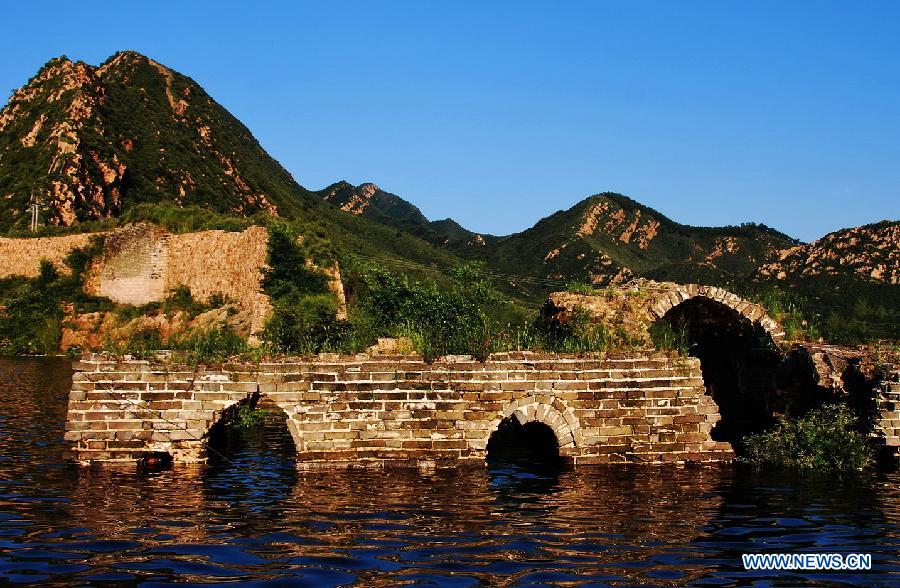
[234,404,269,429]
[648,320,691,356]
[740,404,873,472]
[730,277,899,345]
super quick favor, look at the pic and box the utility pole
[28,192,41,232]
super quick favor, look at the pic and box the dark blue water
[0,357,898,586]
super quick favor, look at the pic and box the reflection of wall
[66,352,735,466]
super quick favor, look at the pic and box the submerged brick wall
[66,352,735,467]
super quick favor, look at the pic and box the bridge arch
[645,284,785,343]
[646,285,784,446]
[483,396,582,463]
[203,393,302,460]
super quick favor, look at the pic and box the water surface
[0,357,898,586]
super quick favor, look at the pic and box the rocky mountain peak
[0,51,306,231]
[573,194,663,250]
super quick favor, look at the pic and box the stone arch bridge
[65,282,900,466]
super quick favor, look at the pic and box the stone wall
[0,232,98,277]
[877,378,900,448]
[85,224,168,305]
[66,352,735,467]
[1,224,348,339]
[84,223,269,311]
[0,224,273,336]
[164,226,269,310]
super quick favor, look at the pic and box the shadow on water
[1,358,899,585]
[486,417,564,496]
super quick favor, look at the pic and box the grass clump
[741,404,873,472]
[649,320,690,356]
[531,305,610,354]
[566,282,602,295]
[176,325,247,364]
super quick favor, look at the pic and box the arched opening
[204,396,298,506]
[655,296,782,449]
[487,417,561,468]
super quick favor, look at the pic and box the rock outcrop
[758,221,900,284]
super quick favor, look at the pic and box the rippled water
[1,358,899,586]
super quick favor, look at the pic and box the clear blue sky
[2,1,898,242]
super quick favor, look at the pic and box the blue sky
[2,1,898,242]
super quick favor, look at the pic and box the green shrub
[348,263,504,360]
[741,404,873,472]
[528,305,610,353]
[106,327,164,358]
[262,222,331,300]
[161,285,212,316]
[259,223,351,354]
[235,404,269,429]
[175,325,247,364]
[0,237,110,354]
[566,282,600,295]
[264,294,350,354]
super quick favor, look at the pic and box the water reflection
[0,358,899,585]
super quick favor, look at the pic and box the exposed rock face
[321,181,380,215]
[59,303,260,353]
[0,51,309,231]
[758,221,900,284]
[0,57,125,225]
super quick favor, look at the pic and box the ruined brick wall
[163,226,269,311]
[66,352,735,467]
[84,223,269,312]
[0,232,98,277]
[546,281,786,345]
[85,224,168,305]
[0,224,268,310]
[877,378,900,449]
